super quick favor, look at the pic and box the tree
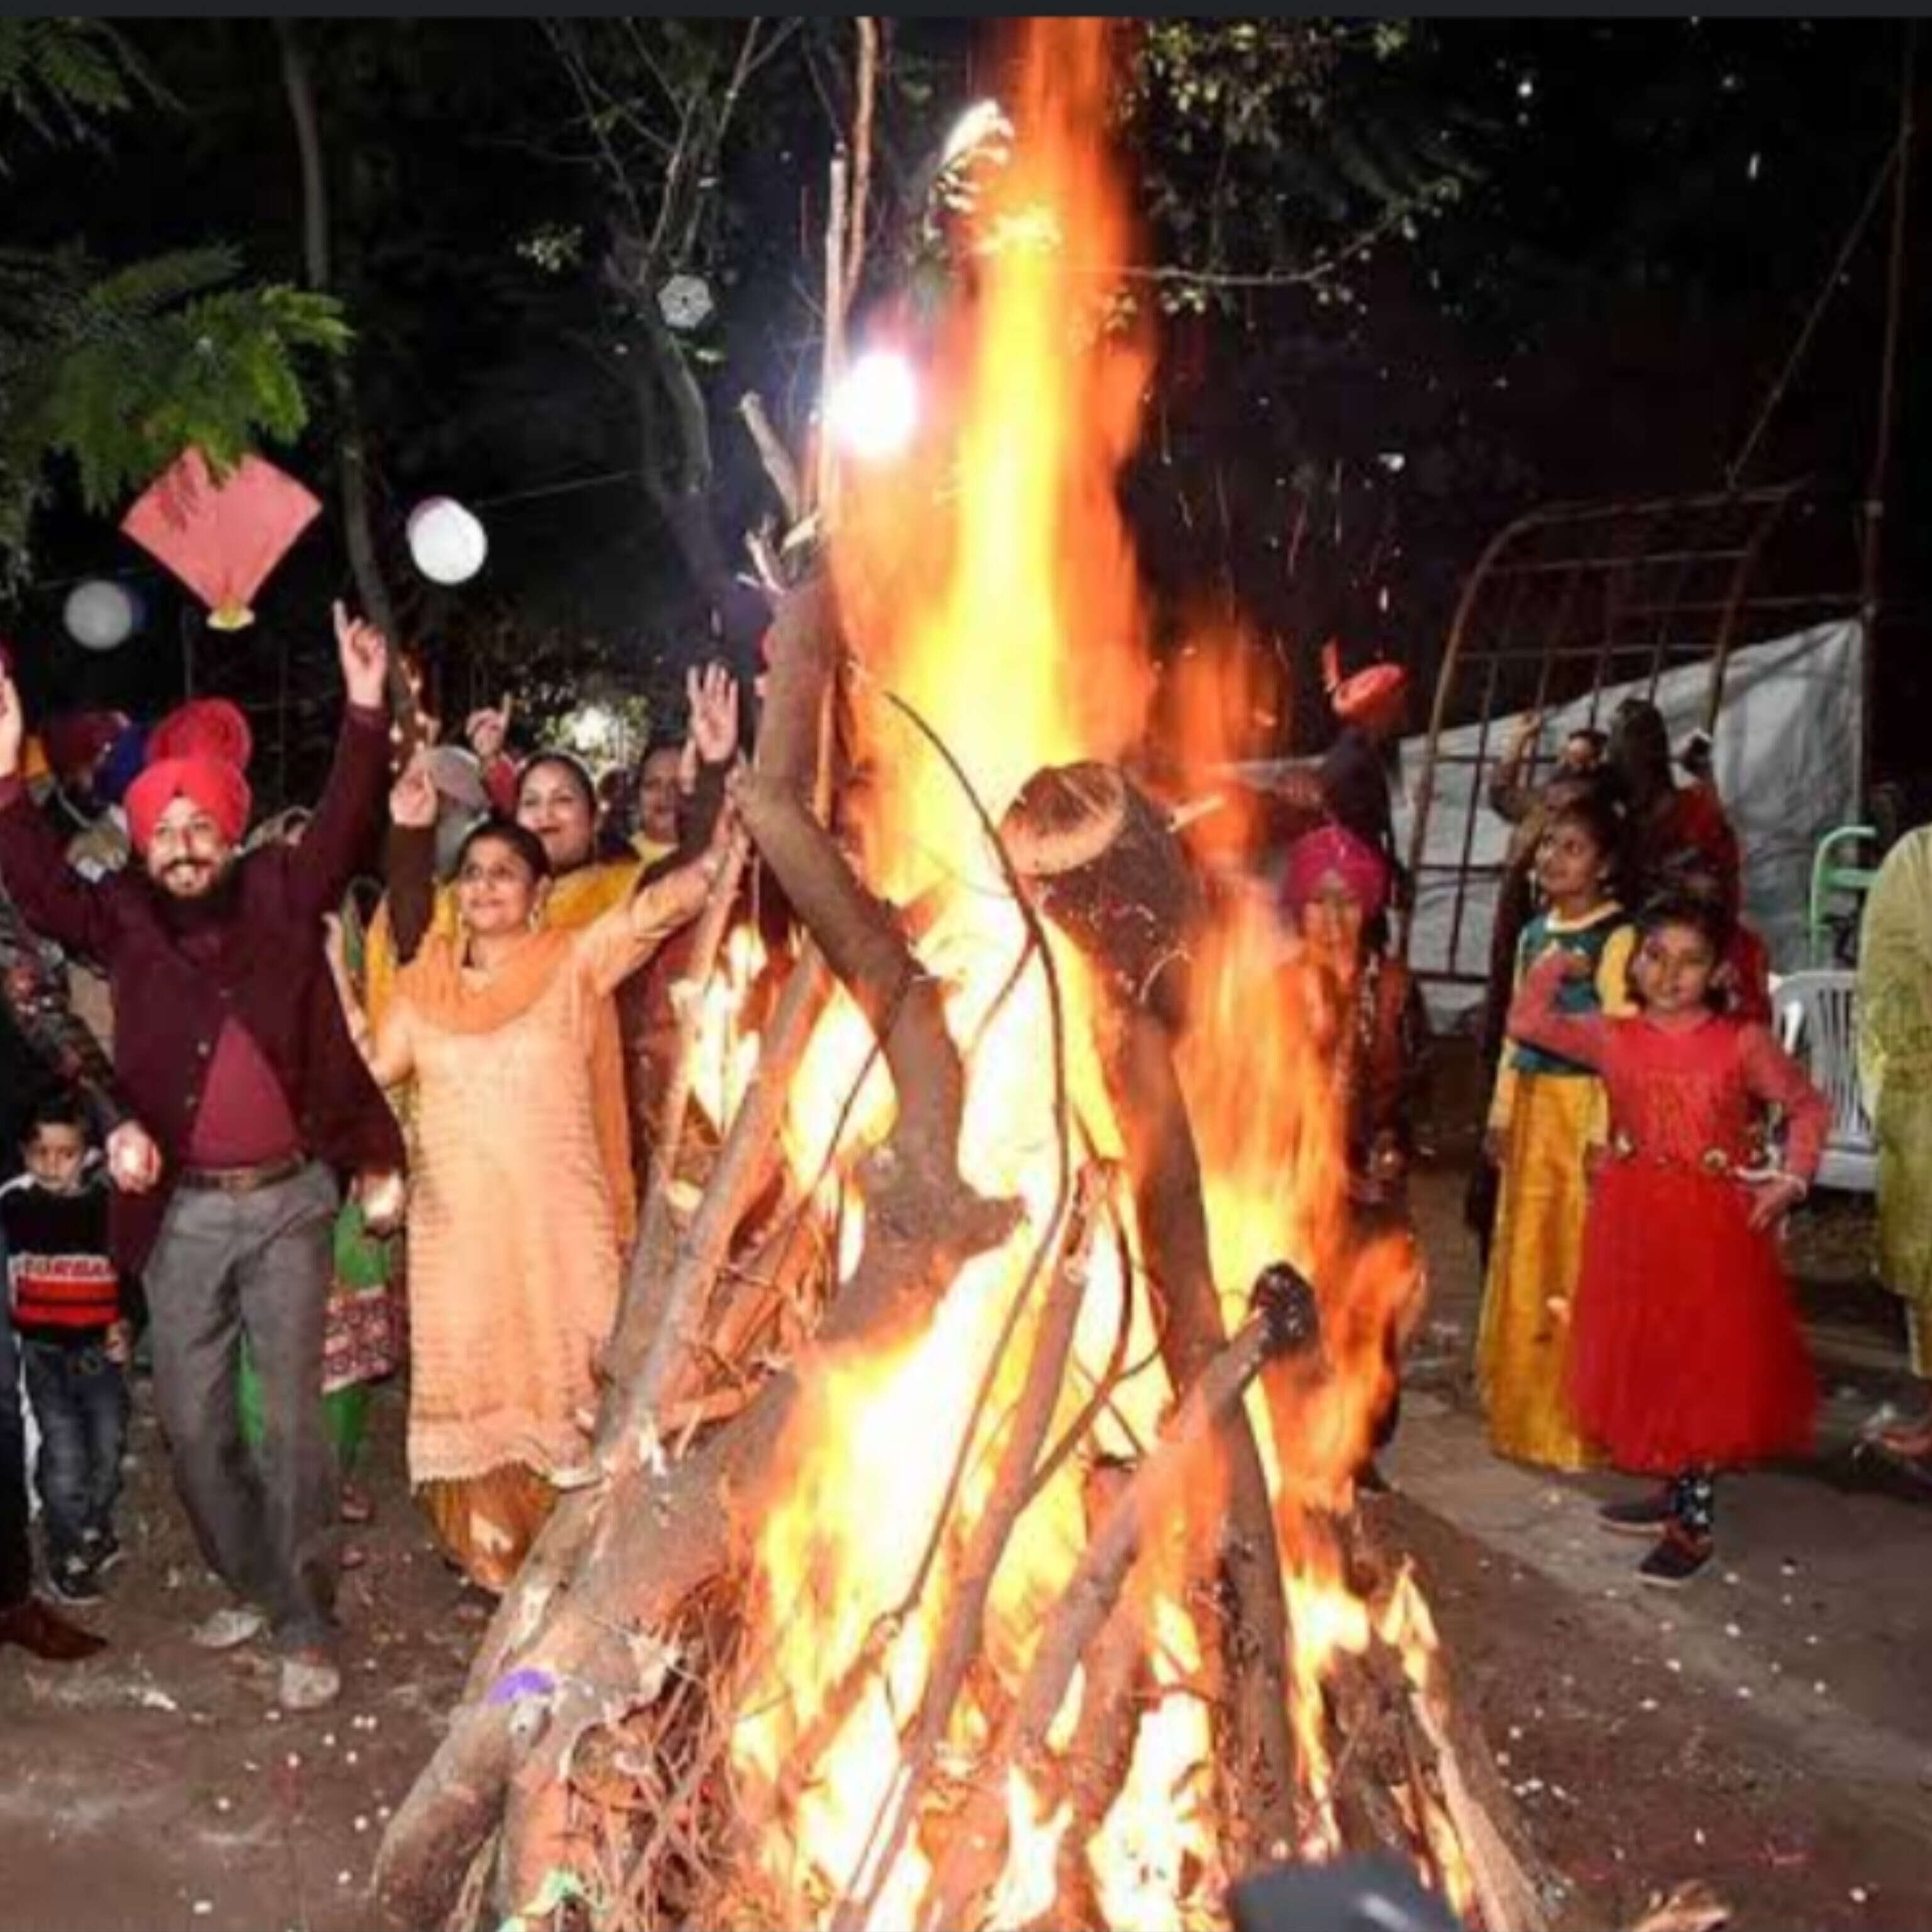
[0,20,347,587]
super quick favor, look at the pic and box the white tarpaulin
[1393,619,1864,1027]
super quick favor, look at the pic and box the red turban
[1283,823,1392,921]
[126,757,253,852]
[41,711,130,783]
[1321,637,1409,732]
[148,697,253,773]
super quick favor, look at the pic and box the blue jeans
[21,1338,127,1562]
[0,1287,29,1607]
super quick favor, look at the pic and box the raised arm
[577,837,726,997]
[1504,945,1611,1072]
[287,604,394,924]
[641,662,738,886]
[0,672,120,965]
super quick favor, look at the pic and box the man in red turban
[0,602,405,1715]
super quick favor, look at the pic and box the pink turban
[126,757,253,852]
[1283,823,1391,921]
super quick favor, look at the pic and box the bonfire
[375,20,1546,1931]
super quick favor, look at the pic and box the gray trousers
[144,1160,340,1651]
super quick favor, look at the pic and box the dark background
[6,19,1925,809]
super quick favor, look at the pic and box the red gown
[1507,955,1828,1473]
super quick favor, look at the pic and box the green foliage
[0,22,346,585]
[1117,20,1482,313]
[0,19,150,159]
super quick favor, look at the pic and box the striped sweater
[0,1172,119,1343]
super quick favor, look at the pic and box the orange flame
[721,19,1450,1929]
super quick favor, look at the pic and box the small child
[1477,794,1633,1471]
[0,1091,128,1604]
[1507,894,1828,1586]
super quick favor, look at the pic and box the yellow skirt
[1477,1072,1602,1471]
[418,1464,561,1595]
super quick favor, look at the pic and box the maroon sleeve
[384,823,436,965]
[287,705,389,925]
[0,779,120,965]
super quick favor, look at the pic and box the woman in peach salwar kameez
[356,787,718,1591]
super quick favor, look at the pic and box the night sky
[6,19,1924,806]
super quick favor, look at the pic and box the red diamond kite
[121,448,321,631]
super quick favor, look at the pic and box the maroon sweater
[0,707,406,1273]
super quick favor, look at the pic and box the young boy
[0,1091,127,1604]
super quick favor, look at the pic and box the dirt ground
[2,1143,1929,1932]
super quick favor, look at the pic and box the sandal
[339,1484,375,1526]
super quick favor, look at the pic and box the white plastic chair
[1773,969,1878,1194]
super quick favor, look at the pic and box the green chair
[1807,824,1880,966]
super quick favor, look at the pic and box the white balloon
[64,579,138,652]
[406,497,489,586]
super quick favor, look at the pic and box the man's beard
[146,855,241,925]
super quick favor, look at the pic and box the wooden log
[1099,1003,1302,1867]
[1004,754,1299,1863]
[925,1263,1320,1929]
[999,761,1202,1032]
[824,1167,1110,1932]
[1052,1457,1156,1927]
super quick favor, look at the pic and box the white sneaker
[191,1604,268,1652]
[277,1650,341,1713]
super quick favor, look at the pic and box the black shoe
[1638,1528,1714,1589]
[80,1531,124,1579]
[47,1553,104,1607]
[1598,1490,1672,1538]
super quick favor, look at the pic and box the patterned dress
[1512,953,1828,1473]
[1858,826,1932,1376]
[374,885,687,1592]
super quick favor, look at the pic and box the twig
[845,20,880,300]
[813,150,850,521]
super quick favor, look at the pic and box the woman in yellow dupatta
[1858,824,1932,1464]
[353,784,720,1592]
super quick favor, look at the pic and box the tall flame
[721,19,1455,1930]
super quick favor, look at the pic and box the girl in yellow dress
[1477,794,1634,1469]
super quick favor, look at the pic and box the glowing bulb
[826,350,919,463]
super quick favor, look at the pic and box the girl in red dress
[1506,895,1829,1586]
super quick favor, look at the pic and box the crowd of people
[0,605,1918,1714]
[0,606,731,1708]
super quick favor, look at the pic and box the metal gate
[1397,484,1860,999]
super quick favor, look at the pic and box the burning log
[1000,760,1202,1031]
[1004,757,1300,1863]
[926,1262,1321,1929]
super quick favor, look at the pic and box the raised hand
[686,662,741,769]
[389,746,439,830]
[333,601,392,711]
[465,694,513,763]
[0,670,23,780]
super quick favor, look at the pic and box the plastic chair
[1773,969,1877,1194]
[1807,824,1880,966]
